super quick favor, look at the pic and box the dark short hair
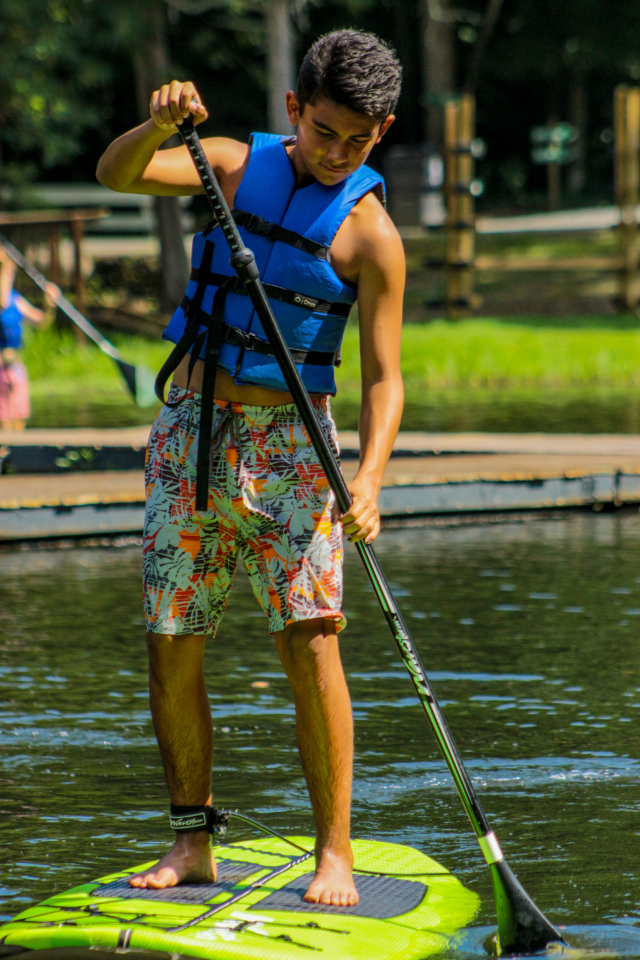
[297,30,402,122]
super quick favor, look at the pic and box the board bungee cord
[176,113,563,955]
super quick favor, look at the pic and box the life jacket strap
[220,321,340,367]
[188,268,351,318]
[178,294,340,367]
[230,209,331,262]
[195,280,227,511]
[155,238,217,407]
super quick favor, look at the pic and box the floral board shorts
[143,385,345,637]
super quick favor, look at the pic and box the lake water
[29,387,640,434]
[2,512,640,954]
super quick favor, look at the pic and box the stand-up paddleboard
[0,837,479,960]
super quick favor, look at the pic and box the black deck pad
[93,858,264,905]
[252,873,427,918]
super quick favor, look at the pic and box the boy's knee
[146,632,206,685]
[275,619,340,681]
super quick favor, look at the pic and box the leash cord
[226,809,443,878]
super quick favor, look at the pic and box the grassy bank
[18,318,640,432]
[338,319,640,396]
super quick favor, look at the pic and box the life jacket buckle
[224,324,252,349]
[247,213,273,238]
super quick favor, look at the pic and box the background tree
[6,0,640,224]
[129,1,190,310]
[167,0,295,135]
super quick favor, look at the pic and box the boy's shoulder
[202,136,251,179]
[346,189,403,259]
[331,188,404,287]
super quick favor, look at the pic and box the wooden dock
[2,427,640,541]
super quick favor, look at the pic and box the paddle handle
[177,118,494,845]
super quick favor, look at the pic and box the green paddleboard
[0,836,480,960]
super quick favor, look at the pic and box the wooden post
[444,94,476,319]
[71,214,84,314]
[70,213,87,343]
[615,85,640,311]
[444,99,459,318]
[457,94,476,316]
[547,160,561,210]
[48,226,60,286]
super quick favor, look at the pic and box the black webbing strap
[219,321,339,367]
[187,268,351,318]
[170,803,230,835]
[231,208,331,262]
[195,281,230,512]
[154,239,216,406]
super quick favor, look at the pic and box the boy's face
[286,92,394,186]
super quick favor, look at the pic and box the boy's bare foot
[303,847,359,907]
[128,834,216,889]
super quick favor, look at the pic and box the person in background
[0,248,55,431]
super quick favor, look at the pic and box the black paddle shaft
[177,117,564,953]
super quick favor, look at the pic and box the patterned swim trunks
[143,385,345,637]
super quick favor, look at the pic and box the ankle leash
[169,804,230,835]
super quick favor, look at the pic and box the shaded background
[3,0,640,210]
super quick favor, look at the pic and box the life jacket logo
[294,295,317,309]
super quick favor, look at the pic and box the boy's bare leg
[274,618,359,907]
[128,633,216,889]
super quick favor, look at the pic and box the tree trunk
[463,0,505,95]
[132,0,189,312]
[265,0,295,135]
[421,0,456,148]
[568,66,587,195]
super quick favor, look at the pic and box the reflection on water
[28,389,640,433]
[2,513,640,949]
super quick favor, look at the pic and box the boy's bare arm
[339,196,405,544]
[96,80,248,196]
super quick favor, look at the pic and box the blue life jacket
[0,290,23,350]
[162,132,385,396]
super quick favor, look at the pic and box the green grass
[23,325,172,399]
[18,317,640,430]
[336,318,640,397]
[24,316,640,398]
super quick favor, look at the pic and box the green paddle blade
[114,359,157,408]
[134,364,160,408]
[491,859,564,954]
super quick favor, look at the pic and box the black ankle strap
[169,804,230,835]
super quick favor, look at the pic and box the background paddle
[0,232,157,408]
[177,115,564,955]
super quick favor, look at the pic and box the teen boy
[97,29,405,907]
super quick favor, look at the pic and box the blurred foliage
[89,258,162,301]
[0,0,116,179]
[3,0,640,206]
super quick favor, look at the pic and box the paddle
[177,116,564,955]
[0,232,157,408]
